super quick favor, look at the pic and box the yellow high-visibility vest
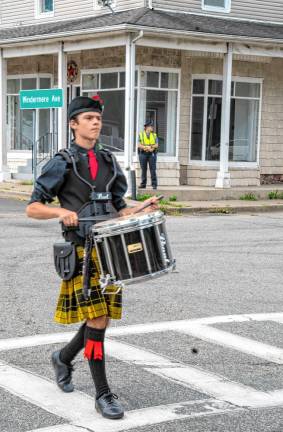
[139,132,157,146]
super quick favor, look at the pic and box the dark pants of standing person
[139,151,157,188]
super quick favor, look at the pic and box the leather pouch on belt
[53,241,79,281]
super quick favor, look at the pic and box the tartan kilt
[54,246,122,324]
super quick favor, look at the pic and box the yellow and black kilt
[54,246,122,324]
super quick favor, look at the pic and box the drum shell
[92,211,175,285]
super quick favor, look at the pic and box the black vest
[58,144,117,245]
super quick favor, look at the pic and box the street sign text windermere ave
[19,89,63,109]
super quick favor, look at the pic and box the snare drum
[92,210,175,286]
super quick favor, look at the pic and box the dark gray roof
[1,7,283,43]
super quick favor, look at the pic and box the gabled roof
[1,7,283,44]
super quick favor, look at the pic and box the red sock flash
[84,340,103,360]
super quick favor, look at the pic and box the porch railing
[32,132,58,177]
[11,132,34,151]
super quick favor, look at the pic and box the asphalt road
[1,198,283,432]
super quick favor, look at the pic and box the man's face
[145,125,153,133]
[70,111,102,142]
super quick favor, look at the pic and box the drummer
[26,95,158,420]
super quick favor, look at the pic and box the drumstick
[132,195,164,214]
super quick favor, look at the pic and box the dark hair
[69,114,79,139]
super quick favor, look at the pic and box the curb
[2,190,283,214]
[164,205,283,215]
[0,191,30,201]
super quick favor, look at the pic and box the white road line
[150,367,278,409]
[269,317,283,325]
[0,359,238,431]
[78,399,238,432]
[107,339,281,409]
[27,426,84,432]
[2,313,283,430]
[2,312,283,352]
[0,332,74,352]
[0,361,95,422]
[178,324,283,364]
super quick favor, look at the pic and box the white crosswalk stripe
[1,312,283,431]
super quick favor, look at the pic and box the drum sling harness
[53,147,118,299]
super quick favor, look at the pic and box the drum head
[92,210,165,236]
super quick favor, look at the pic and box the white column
[57,42,67,150]
[124,35,135,197]
[215,43,233,188]
[0,48,10,181]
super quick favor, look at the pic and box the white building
[1,0,283,188]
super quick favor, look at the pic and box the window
[7,76,52,151]
[190,77,261,163]
[139,70,179,156]
[35,0,54,18]
[81,68,179,156]
[41,0,53,12]
[202,0,231,13]
[81,70,125,152]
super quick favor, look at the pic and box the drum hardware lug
[99,273,111,289]
[160,233,169,265]
[171,259,178,272]
[100,274,124,295]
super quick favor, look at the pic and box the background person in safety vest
[138,120,159,190]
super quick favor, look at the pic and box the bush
[268,190,283,200]
[136,193,153,201]
[169,195,177,202]
[239,193,257,201]
[20,180,33,185]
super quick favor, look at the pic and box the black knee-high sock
[59,322,86,365]
[84,326,110,399]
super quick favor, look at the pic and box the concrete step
[138,185,283,201]
[12,172,33,181]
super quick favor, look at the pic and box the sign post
[19,88,64,183]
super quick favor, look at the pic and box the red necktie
[87,149,99,180]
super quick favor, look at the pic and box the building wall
[6,46,283,187]
[7,45,181,186]
[183,55,283,186]
[0,0,145,27]
[152,0,283,24]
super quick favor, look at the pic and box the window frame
[202,0,231,14]
[81,67,126,159]
[35,0,54,19]
[138,65,181,161]
[81,66,180,162]
[7,73,53,153]
[189,74,263,168]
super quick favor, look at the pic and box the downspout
[148,0,153,9]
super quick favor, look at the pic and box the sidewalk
[1,180,283,214]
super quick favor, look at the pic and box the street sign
[19,88,63,109]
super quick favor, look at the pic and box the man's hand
[57,208,79,226]
[119,196,160,217]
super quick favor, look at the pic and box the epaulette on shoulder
[55,148,79,164]
[97,143,114,162]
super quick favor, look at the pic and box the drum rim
[92,210,165,236]
[116,260,176,286]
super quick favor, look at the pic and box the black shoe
[51,350,74,393]
[95,392,124,420]
[139,185,146,189]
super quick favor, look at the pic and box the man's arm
[26,202,79,226]
[118,196,159,217]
